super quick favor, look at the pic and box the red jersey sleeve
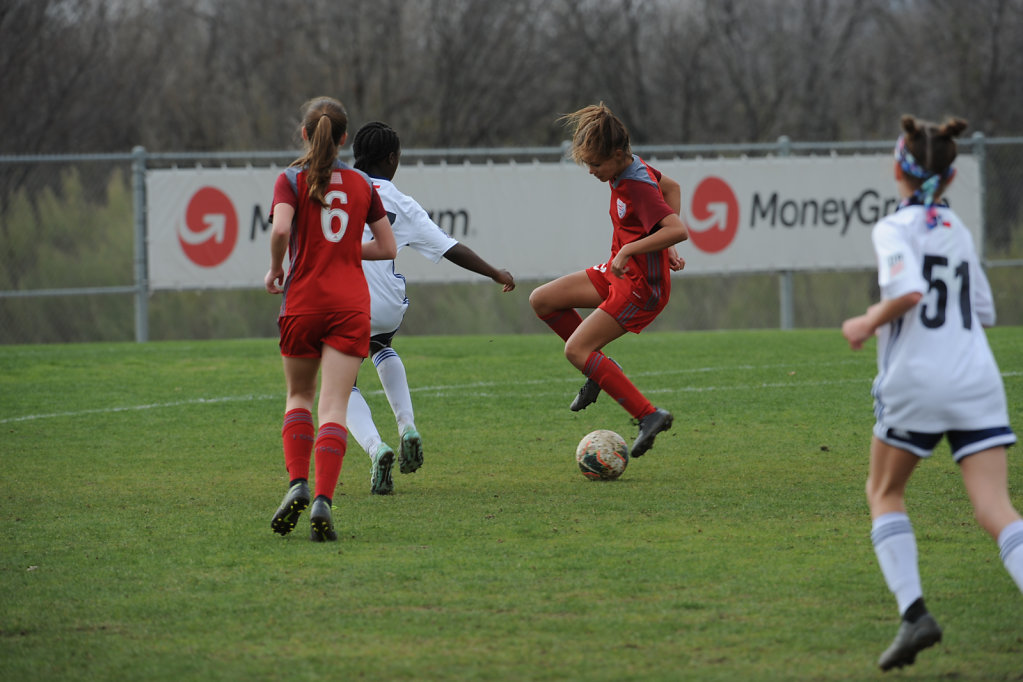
[366,185,386,224]
[627,180,673,234]
[270,171,298,220]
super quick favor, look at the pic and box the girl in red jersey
[529,103,688,457]
[265,97,396,542]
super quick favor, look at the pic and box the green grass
[2,329,1022,681]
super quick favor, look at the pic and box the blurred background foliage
[5,0,1023,154]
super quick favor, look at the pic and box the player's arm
[658,173,681,214]
[610,213,688,278]
[657,173,686,272]
[362,215,397,261]
[443,243,515,291]
[265,203,295,294]
[841,291,923,350]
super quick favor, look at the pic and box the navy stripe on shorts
[875,425,1016,462]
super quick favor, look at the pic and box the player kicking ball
[529,103,688,458]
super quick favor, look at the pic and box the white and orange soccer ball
[575,429,629,480]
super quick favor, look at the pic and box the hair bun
[900,114,920,136]
[939,117,969,139]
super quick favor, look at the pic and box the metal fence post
[777,135,794,330]
[131,145,149,342]
[971,131,987,262]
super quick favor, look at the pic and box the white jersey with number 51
[871,204,1008,433]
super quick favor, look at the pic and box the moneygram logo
[685,176,739,254]
[179,186,238,267]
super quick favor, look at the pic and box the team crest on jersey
[887,253,904,277]
[617,198,627,219]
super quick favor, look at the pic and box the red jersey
[271,161,386,317]
[606,156,675,308]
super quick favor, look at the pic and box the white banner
[145,155,981,290]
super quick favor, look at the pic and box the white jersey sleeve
[873,217,926,300]
[374,178,458,263]
[361,177,459,336]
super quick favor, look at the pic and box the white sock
[373,347,415,433]
[345,387,382,457]
[998,519,1023,593]
[871,512,923,616]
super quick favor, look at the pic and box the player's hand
[610,252,631,278]
[494,269,516,292]
[668,247,685,271]
[841,315,874,351]
[265,267,285,294]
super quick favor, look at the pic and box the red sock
[282,408,314,482]
[584,351,655,419]
[539,309,583,342]
[313,423,348,501]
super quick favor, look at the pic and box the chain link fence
[2,138,1021,344]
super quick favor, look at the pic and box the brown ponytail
[292,97,349,206]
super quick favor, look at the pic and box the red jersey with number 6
[271,161,386,317]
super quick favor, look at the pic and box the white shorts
[370,297,406,337]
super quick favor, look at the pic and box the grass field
[2,329,1022,681]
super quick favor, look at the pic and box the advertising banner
[146,155,980,290]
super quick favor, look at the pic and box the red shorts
[278,311,370,358]
[586,264,670,333]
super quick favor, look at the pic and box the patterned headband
[894,134,956,229]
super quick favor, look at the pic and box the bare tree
[410,0,554,146]
[2,0,1023,153]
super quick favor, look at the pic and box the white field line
[4,366,1021,425]
[0,395,281,424]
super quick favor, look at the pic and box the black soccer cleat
[878,613,942,671]
[270,481,310,536]
[570,378,602,412]
[631,408,673,458]
[309,496,338,542]
[570,358,621,412]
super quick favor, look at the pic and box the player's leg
[371,341,422,475]
[958,444,1023,592]
[373,346,414,432]
[350,324,405,492]
[347,385,395,495]
[565,309,672,457]
[306,343,363,542]
[281,356,319,476]
[531,270,617,410]
[866,434,942,670]
[529,270,604,341]
[346,336,397,494]
[357,329,420,475]
[347,384,383,457]
[271,355,319,536]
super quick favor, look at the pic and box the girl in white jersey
[842,115,1023,671]
[347,122,515,495]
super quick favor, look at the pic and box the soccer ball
[575,429,629,480]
